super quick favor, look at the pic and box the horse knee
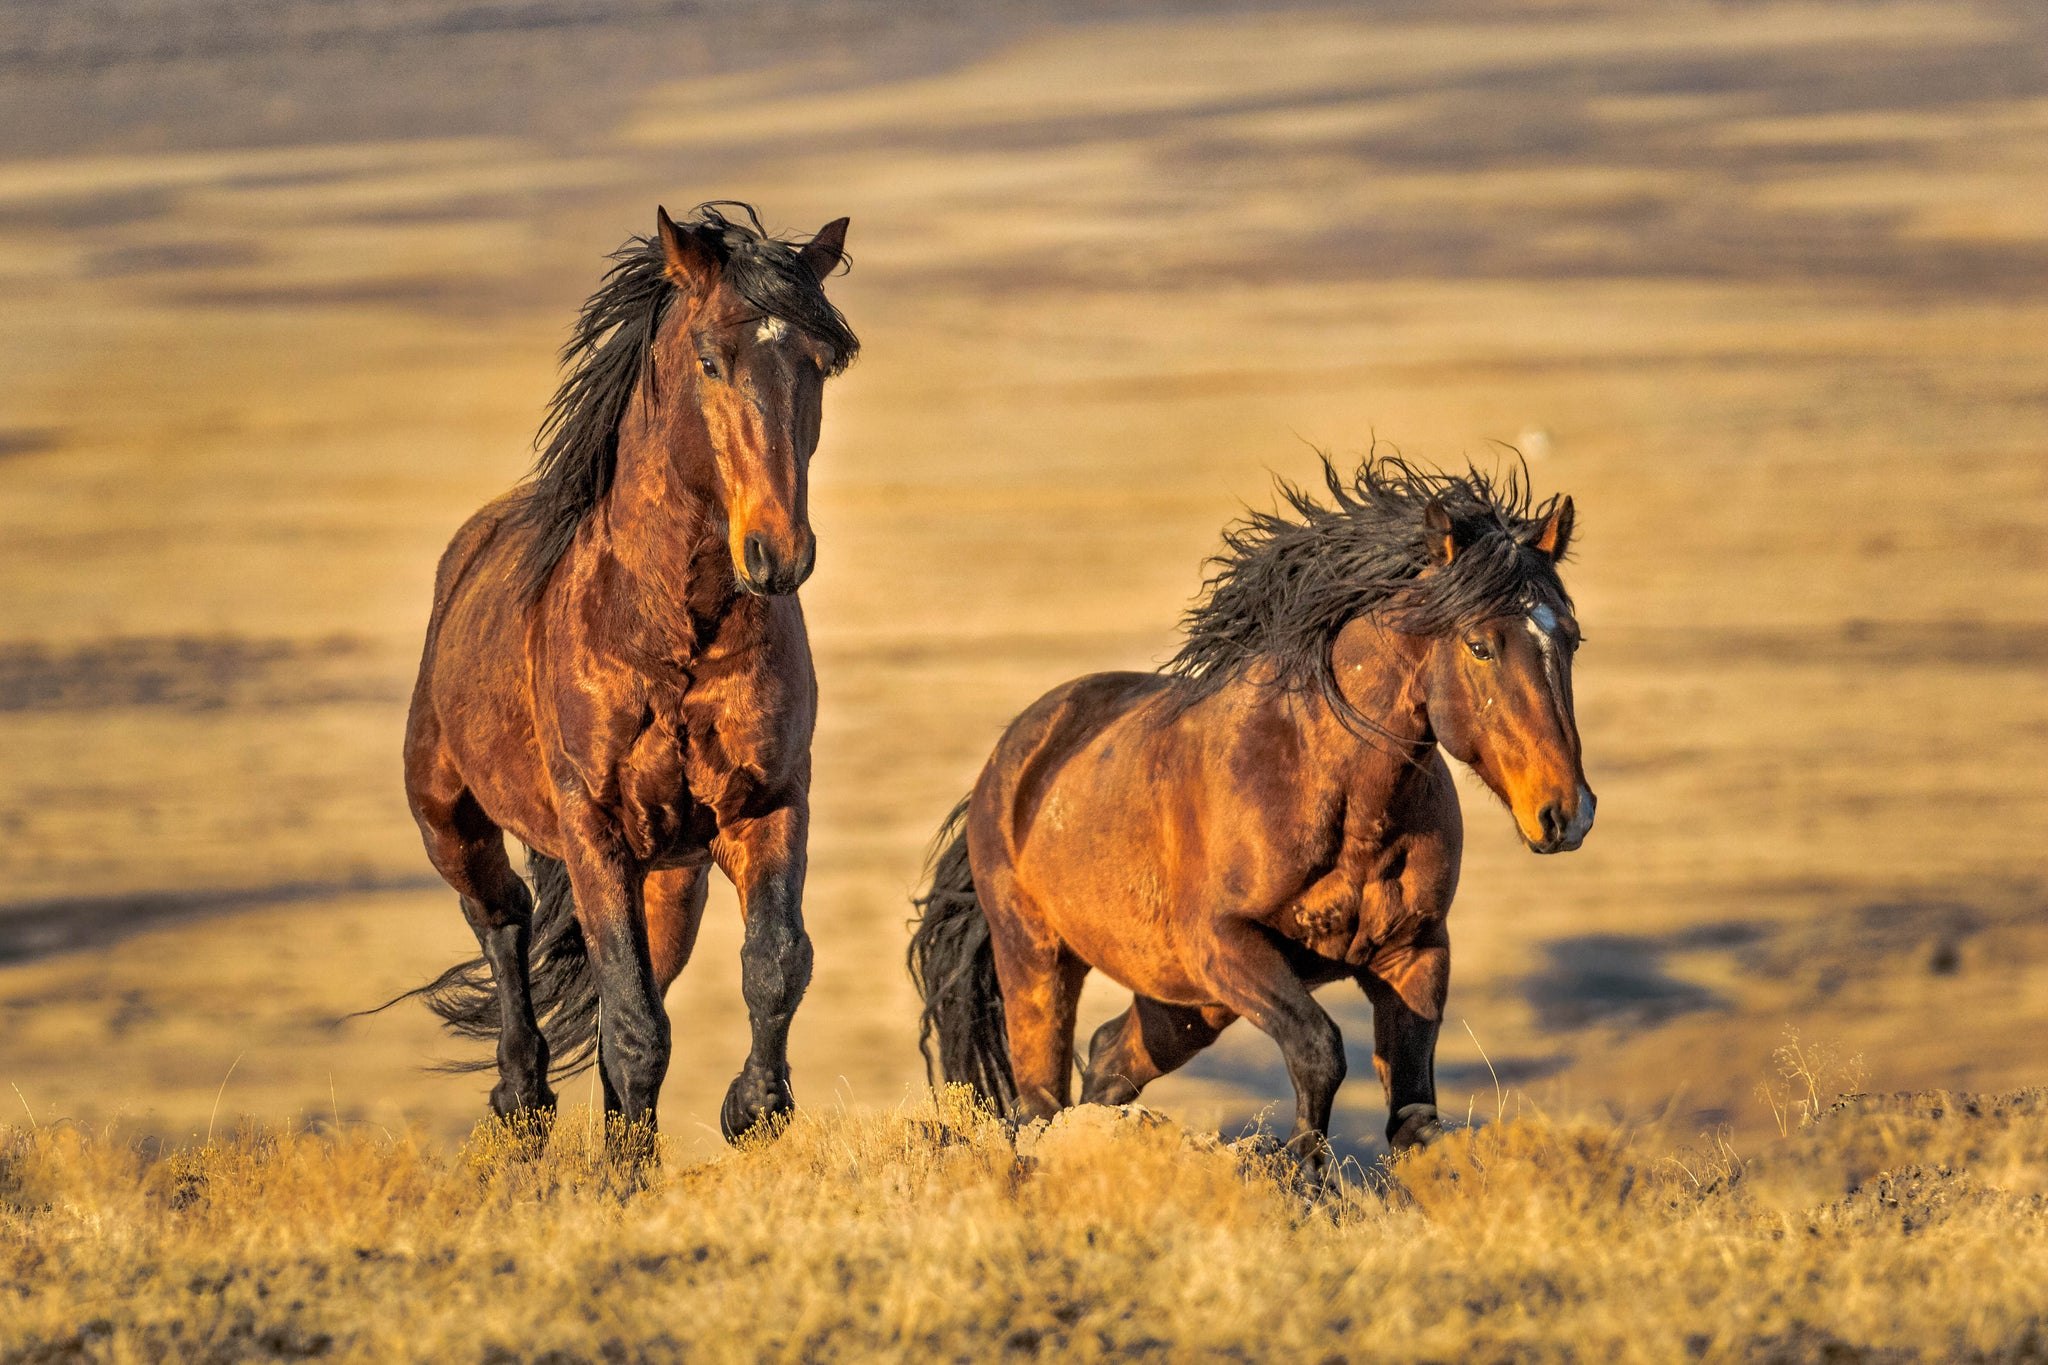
[1295,1015,1347,1097]
[601,1006,670,1110]
[741,919,813,1019]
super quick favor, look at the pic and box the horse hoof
[487,1086,557,1156]
[1390,1103,1447,1151]
[490,1082,556,1121]
[720,1072,795,1143]
[1283,1132,1335,1188]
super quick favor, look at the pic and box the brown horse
[394,203,858,1153]
[909,458,1592,1166]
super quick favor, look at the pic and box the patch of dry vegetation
[3,1088,2045,1363]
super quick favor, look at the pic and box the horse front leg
[559,803,667,1163]
[712,803,815,1142]
[1358,928,1450,1151]
[1197,917,1347,1175]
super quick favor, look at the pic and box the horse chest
[613,696,799,863]
[615,718,710,864]
[1286,835,1428,964]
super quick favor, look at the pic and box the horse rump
[401,849,601,1079]
[907,797,1017,1114]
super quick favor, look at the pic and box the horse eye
[1465,637,1494,662]
[699,357,719,379]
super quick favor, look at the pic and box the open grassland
[1,0,2045,1156]
[2,4,2044,1358]
[4,1085,2046,1363]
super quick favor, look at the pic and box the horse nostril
[742,532,773,587]
[1538,802,1564,844]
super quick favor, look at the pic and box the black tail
[389,849,601,1079]
[907,796,1017,1114]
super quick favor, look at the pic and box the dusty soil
[0,0,2044,1159]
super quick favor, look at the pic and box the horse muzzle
[737,530,815,596]
[1525,785,1596,855]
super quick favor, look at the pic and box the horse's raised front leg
[1196,917,1347,1171]
[1358,929,1450,1151]
[559,802,667,1161]
[711,804,815,1141]
[1080,997,1236,1107]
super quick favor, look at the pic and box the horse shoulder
[525,572,658,809]
[1343,748,1463,960]
[1193,684,1348,905]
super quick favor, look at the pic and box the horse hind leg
[979,868,1088,1122]
[1080,997,1236,1107]
[410,777,556,1122]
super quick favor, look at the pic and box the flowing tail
[907,796,1017,1114]
[381,849,601,1078]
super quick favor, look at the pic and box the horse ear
[656,205,718,290]
[798,217,850,283]
[1424,498,1457,566]
[1532,496,1575,562]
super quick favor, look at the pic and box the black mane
[1165,454,1570,717]
[507,202,859,599]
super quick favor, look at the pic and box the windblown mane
[507,202,860,599]
[1165,455,1570,718]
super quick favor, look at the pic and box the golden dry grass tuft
[3,1087,2045,1363]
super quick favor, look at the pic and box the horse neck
[1305,617,1436,777]
[595,363,737,638]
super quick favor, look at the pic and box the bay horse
[395,203,858,1155]
[909,458,1593,1166]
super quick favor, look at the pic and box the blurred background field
[0,0,2044,1160]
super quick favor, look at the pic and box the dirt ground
[1,0,2043,1161]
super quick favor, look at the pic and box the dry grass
[4,1086,2044,1363]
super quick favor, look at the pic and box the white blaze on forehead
[755,317,788,343]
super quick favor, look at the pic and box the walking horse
[394,203,857,1156]
[910,458,1592,1167]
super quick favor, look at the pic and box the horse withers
[394,203,858,1157]
[909,458,1593,1168]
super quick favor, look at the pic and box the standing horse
[909,458,1593,1164]
[397,203,858,1153]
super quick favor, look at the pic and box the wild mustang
[909,458,1593,1168]
[395,203,858,1156]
